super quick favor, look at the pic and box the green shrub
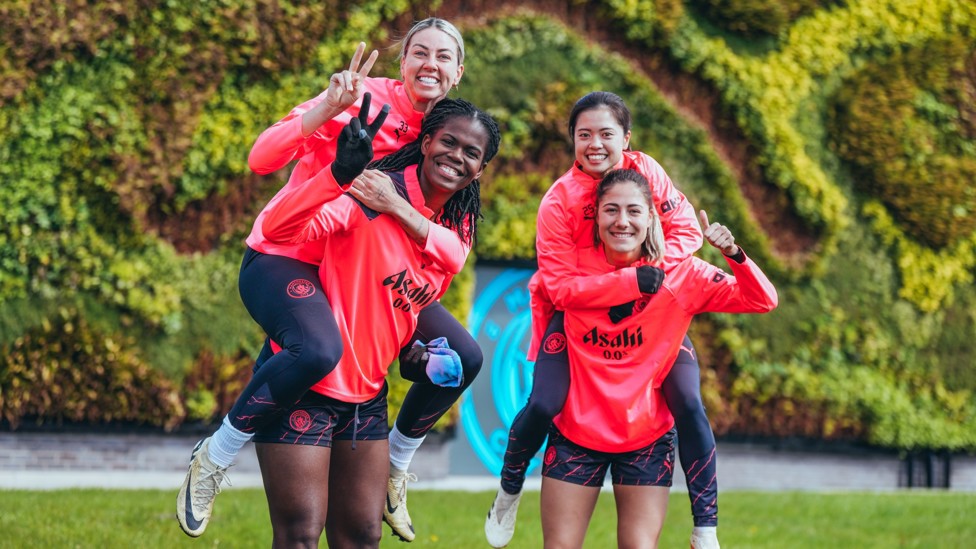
[829,38,976,249]
[0,308,184,430]
[2,0,975,451]
[688,0,829,37]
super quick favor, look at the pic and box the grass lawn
[1,488,974,547]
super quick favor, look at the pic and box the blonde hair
[593,169,665,265]
[397,18,465,64]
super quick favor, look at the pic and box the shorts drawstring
[352,403,361,450]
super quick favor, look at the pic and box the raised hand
[331,92,391,184]
[700,210,739,256]
[323,42,379,114]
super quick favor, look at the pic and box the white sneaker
[383,467,418,541]
[484,488,522,548]
[690,526,720,549]
[176,437,230,537]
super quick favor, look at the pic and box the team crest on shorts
[286,279,316,298]
[543,332,567,354]
[289,410,312,432]
[544,445,557,466]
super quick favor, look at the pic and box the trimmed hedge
[0,308,184,430]
[1,0,975,452]
[829,38,976,250]
[688,0,830,37]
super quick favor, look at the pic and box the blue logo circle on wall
[463,267,540,476]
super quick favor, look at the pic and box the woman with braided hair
[251,97,500,547]
[177,19,481,542]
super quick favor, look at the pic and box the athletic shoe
[384,467,418,541]
[690,527,721,549]
[484,488,522,548]
[176,437,230,537]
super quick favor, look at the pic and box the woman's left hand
[700,210,739,256]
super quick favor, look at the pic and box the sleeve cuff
[727,247,746,264]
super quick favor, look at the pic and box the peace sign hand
[331,92,391,184]
[700,210,740,256]
[322,42,379,114]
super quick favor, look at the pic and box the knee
[668,392,706,421]
[274,522,325,548]
[457,344,483,385]
[451,337,483,371]
[297,335,344,379]
[335,520,383,548]
[525,393,564,423]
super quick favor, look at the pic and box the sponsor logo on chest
[581,325,644,349]
[382,269,437,311]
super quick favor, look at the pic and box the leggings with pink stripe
[229,248,481,442]
[500,311,718,527]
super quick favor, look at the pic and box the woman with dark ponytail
[486,91,721,549]
[243,97,499,547]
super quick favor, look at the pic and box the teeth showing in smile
[419,76,439,85]
[587,154,608,163]
[438,164,460,177]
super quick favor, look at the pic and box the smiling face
[400,27,464,112]
[596,180,654,266]
[573,106,632,179]
[419,116,488,209]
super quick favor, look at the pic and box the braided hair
[368,98,501,246]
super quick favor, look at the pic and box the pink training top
[554,246,778,453]
[526,150,703,361]
[262,164,467,402]
[246,77,426,265]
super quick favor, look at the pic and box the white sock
[208,415,253,468]
[494,487,521,513]
[388,425,425,471]
[693,526,718,537]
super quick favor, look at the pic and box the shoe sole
[383,514,415,542]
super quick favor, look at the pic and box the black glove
[608,300,636,324]
[636,265,665,294]
[331,92,391,185]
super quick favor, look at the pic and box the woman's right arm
[263,96,392,244]
[248,43,378,175]
[247,100,323,175]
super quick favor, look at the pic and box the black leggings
[229,248,343,432]
[500,312,718,527]
[230,248,483,441]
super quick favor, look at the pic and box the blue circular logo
[463,267,541,476]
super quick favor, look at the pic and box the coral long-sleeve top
[527,150,703,360]
[262,164,467,402]
[246,77,426,265]
[555,246,778,452]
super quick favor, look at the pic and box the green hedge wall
[2,0,975,451]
